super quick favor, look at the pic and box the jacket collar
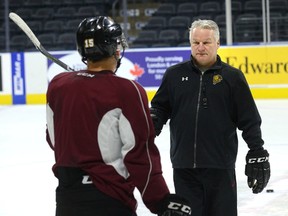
[190,55,222,73]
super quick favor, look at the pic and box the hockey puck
[266,189,274,193]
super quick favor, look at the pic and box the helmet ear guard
[76,16,127,62]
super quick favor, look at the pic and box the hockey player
[150,19,270,216]
[46,16,191,216]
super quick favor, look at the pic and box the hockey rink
[0,99,287,216]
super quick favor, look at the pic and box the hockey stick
[9,12,74,71]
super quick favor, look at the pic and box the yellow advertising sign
[218,45,288,85]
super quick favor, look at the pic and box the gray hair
[189,19,220,42]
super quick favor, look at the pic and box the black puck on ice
[266,189,274,193]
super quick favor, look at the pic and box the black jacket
[151,55,264,169]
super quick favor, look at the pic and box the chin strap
[81,57,87,66]
[114,48,125,74]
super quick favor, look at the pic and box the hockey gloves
[245,149,270,194]
[150,108,164,136]
[157,194,191,216]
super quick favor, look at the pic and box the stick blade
[9,12,41,48]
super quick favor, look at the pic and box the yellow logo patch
[213,74,223,85]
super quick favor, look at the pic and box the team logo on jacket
[213,74,223,85]
[182,76,188,81]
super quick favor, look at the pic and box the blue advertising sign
[48,48,191,87]
[11,52,26,104]
[123,48,191,87]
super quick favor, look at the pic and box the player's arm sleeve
[46,88,55,150]
[46,127,54,150]
[233,72,264,150]
[120,81,170,213]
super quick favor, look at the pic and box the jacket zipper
[193,74,203,168]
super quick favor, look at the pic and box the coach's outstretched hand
[245,148,270,194]
[158,194,191,216]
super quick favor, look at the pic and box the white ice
[0,99,287,216]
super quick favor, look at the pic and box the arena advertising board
[47,46,288,87]
[0,55,2,91]
[47,45,288,101]
[46,48,188,87]
[1,45,288,104]
[218,46,288,86]
[11,52,26,104]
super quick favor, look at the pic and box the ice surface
[0,99,287,216]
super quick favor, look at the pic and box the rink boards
[1,45,288,105]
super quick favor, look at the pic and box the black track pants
[55,167,136,216]
[173,168,237,216]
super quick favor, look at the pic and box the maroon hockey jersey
[46,70,169,213]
